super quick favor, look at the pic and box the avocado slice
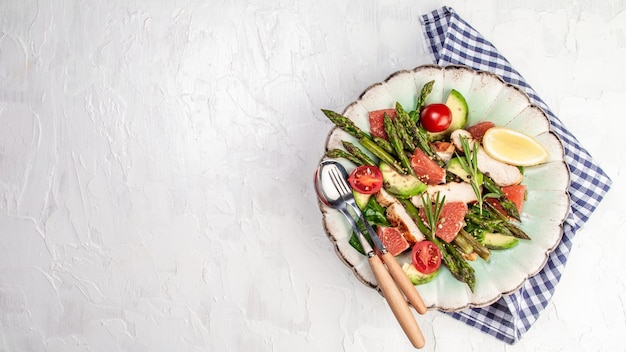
[480,232,519,250]
[352,190,371,210]
[379,162,427,198]
[401,262,438,285]
[446,157,483,184]
[428,89,469,141]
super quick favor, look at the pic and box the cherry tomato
[411,240,442,274]
[347,165,383,194]
[420,104,452,133]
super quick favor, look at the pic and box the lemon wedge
[482,127,549,166]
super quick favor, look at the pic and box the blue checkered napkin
[420,7,613,344]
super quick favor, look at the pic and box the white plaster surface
[0,0,624,351]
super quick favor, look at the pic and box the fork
[328,166,428,315]
[328,166,426,349]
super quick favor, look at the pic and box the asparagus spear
[358,136,406,174]
[326,149,364,166]
[394,102,414,136]
[392,115,416,152]
[341,141,376,166]
[384,113,415,176]
[372,136,396,156]
[321,108,403,172]
[483,175,521,221]
[321,109,369,139]
[503,222,531,240]
[414,80,435,118]
[453,232,474,255]
[484,202,531,240]
[456,229,491,261]
[465,205,531,241]
[396,102,437,159]
[443,241,476,292]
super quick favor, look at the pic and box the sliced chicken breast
[385,202,425,245]
[375,188,399,207]
[410,182,479,208]
[476,148,523,187]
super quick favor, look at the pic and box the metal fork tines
[327,165,387,255]
[326,165,375,256]
[328,166,351,202]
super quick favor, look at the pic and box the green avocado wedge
[352,190,371,210]
[428,89,469,141]
[446,157,484,184]
[379,162,427,198]
[480,232,519,250]
[402,262,438,285]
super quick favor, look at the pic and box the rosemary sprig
[420,191,446,233]
[456,136,497,215]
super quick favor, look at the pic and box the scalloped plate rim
[317,64,572,312]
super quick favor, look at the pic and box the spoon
[314,160,375,256]
[314,160,426,349]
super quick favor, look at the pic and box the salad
[321,79,549,292]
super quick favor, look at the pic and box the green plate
[319,64,570,312]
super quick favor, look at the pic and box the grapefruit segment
[420,201,468,243]
[486,184,527,217]
[377,226,410,256]
[410,148,446,185]
[368,109,397,140]
[502,184,526,213]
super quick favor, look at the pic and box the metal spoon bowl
[314,160,375,255]
[313,159,344,207]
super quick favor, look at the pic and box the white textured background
[0,1,624,351]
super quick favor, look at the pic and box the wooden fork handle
[369,255,425,349]
[381,252,427,314]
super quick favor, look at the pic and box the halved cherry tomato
[347,165,383,194]
[411,240,442,274]
[420,104,452,133]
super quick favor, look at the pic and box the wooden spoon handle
[381,252,427,314]
[369,255,425,349]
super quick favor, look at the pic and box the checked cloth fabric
[420,6,613,344]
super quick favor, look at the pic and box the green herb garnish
[420,191,446,234]
[456,136,497,215]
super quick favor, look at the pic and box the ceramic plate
[318,64,571,311]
